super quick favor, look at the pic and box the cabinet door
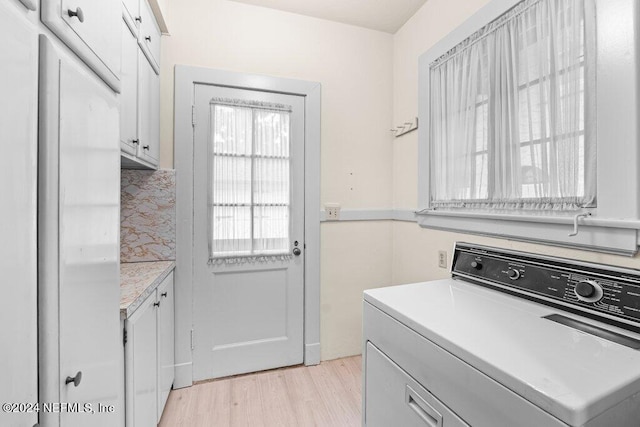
[120,18,139,157]
[41,0,121,91]
[122,0,140,24]
[157,272,175,420]
[125,296,158,427]
[138,50,160,167]
[139,0,161,69]
[39,35,122,427]
[0,3,38,427]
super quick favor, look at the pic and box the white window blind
[208,98,292,263]
[429,0,595,211]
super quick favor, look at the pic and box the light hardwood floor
[159,355,362,427]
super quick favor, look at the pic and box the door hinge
[192,105,196,127]
[190,329,194,350]
[123,327,128,347]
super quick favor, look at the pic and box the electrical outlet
[325,203,341,220]
[438,251,447,269]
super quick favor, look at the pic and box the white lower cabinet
[125,272,175,426]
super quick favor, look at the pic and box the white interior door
[192,84,305,380]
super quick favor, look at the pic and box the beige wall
[391,0,640,286]
[161,0,395,360]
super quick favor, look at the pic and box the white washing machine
[363,243,640,427]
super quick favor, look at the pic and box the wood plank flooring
[159,356,362,427]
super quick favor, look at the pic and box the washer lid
[364,279,640,426]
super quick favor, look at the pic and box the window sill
[416,210,640,256]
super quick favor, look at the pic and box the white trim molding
[319,209,417,222]
[174,65,321,387]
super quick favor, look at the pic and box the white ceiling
[228,0,428,34]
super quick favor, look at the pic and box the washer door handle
[405,386,442,427]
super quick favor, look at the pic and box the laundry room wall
[161,0,394,360]
[391,0,640,286]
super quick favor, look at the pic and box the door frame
[174,65,321,388]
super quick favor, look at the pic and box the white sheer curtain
[429,0,595,211]
[208,98,291,264]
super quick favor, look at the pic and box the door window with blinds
[208,98,291,263]
[428,0,595,212]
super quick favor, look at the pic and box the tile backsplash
[121,169,176,262]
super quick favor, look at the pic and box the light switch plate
[325,203,340,220]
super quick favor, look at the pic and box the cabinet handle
[65,371,82,387]
[154,301,160,307]
[131,139,139,145]
[161,292,167,298]
[143,145,150,150]
[135,16,142,23]
[67,7,84,23]
[145,35,152,42]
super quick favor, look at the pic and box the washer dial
[574,280,604,303]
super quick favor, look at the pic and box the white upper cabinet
[41,0,122,92]
[0,3,38,427]
[121,18,139,157]
[138,49,161,166]
[122,0,140,25]
[139,0,161,71]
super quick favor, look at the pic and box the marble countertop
[120,260,175,318]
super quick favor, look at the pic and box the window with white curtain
[429,0,595,211]
[208,99,291,263]
[418,0,640,254]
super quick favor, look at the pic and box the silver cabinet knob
[161,292,167,298]
[154,301,160,307]
[67,7,84,23]
[65,371,82,387]
[131,139,139,145]
[142,145,150,150]
[135,16,142,23]
[145,36,151,42]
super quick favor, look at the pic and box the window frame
[417,0,640,255]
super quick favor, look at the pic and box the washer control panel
[452,243,640,324]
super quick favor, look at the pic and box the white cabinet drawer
[365,342,469,427]
[41,0,121,91]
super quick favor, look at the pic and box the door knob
[293,247,301,256]
[67,7,84,23]
[65,371,82,387]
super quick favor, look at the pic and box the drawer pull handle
[131,139,139,145]
[161,292,167,298]
[142,145,150,151]
[406,386,442,427]
[135,16,142,23]
[67,7,84,23]
[154,301,160,307]
[145,36,152,42]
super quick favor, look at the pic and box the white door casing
[192,85,305,380]
[173,66,321,388]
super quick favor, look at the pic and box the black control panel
[452,243,640,326]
